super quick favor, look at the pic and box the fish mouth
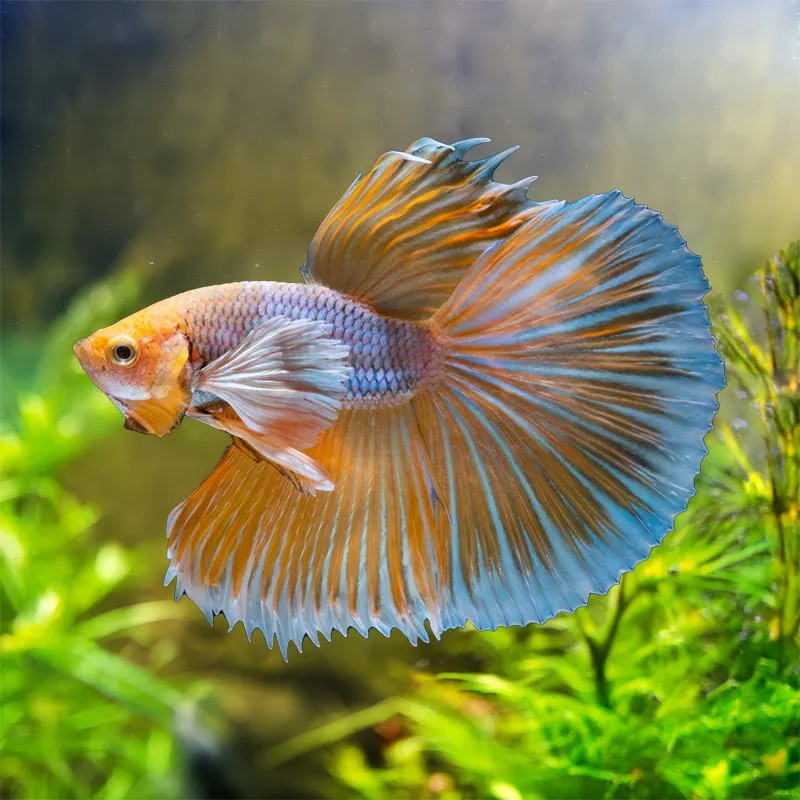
[73,338,103,385]
[73,338,91,368]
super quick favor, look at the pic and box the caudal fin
[165,189,723,658]
[419,191,725,624]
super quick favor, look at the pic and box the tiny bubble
[733,418,748,430]
[734,290,749,303]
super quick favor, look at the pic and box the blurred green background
[1,2,798,798]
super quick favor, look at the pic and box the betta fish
[74,137,724,659]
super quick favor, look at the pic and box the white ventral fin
[196,316,351,488]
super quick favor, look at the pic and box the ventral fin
[301,137,550,320]
[190,403,334,494]
[197,316,351,449]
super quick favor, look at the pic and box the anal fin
[166,405,452,659]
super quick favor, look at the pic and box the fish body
[77,282,439,417]
[182,281,441,407]
[74,137,724,658]
[75,281,442,489]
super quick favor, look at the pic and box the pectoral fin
[197,316,351,448]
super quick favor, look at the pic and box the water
[3,1,798,330]
[2,3,798,798]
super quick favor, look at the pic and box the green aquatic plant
[0,271,189,799]
[713,242,800,667]
[266,243,800,799]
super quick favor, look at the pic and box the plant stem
[580,582,630,708]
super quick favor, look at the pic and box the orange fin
[301,137,548,319]
[125,388,188,437]
[166,405,450,659]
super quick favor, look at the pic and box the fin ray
[302,137,548,319]
[198,316,350,442]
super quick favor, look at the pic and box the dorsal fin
[301,137,549,320]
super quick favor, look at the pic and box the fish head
[74,310,193,437]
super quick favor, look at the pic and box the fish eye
[109,336,138,367]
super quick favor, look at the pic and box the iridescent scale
[182,281,441,407]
